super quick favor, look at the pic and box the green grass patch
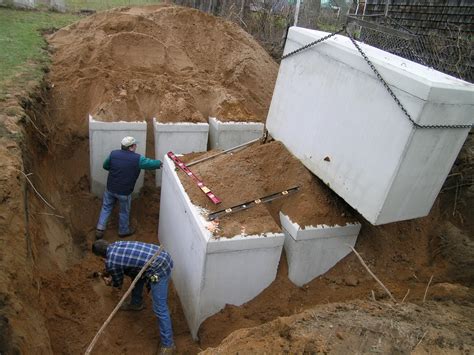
[0,8,80,97]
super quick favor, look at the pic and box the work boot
[95,229,105,239]
[157,345,176,355]
[120,301,144,311]
[118,226,136,238]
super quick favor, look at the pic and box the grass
[0,8,80,98]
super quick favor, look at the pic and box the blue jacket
[104,150,161,195]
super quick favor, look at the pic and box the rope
[84,248,162,355]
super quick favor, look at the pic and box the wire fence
[351,16,473,83]
[3,0,471,81]
[172,0,350,58]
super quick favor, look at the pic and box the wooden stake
[85,248,162,355]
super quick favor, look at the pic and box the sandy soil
[47,4,277,126]
[202,299,474,354]
[178,141,355,238]
[0,4,473,355]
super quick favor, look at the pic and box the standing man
[92,239,176,354]
[96,136,161,239]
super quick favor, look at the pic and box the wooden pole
[84,249,162,355]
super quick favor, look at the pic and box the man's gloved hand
[102,275,113,286]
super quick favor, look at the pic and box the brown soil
[0,5,473,355]
[178,141,355,238]
[47,5,278,125]
[202,299,474,354]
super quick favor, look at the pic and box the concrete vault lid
[287,27,474,108]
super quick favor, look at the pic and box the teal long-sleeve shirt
[103,155,162,170]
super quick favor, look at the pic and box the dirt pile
[202,300,474,354]
[1,4,473,354]
[178,141,355,237]
[47,4,278,132]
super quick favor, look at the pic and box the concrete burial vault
[88,115,147,197]
[280,213,360,287]
[208,117,264,150]
[153,118,208,186]
[158,155,362,338]
[158,156,285,339]
[267,27,474,225]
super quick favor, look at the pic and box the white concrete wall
[208,117,264,150]
[153,118,208,186]
[280,212,360,287]
[267,27,474,225]
[158,156,284,339]
[88,115,147,197]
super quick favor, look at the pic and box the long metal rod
[187,137,262,167]
[208,186,300,221]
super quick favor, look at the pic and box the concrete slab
[280,212,361,287]
[158,156,284,339]
[208,117,264,150]
[88,115,147,197]
[153,118,208,186]
[267,27,474,225]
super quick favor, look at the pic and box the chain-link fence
[350,15,473,83]
[172,0,350,58]
[173,1,472,82]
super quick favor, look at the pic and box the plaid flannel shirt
[105,241,173,288]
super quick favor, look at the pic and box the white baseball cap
[121,136,137,147]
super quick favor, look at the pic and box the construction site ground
[0,5,473,354]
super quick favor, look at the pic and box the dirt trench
[0,5,473,354]
[1,80,471,354]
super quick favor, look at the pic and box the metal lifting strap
[280,27,473,130]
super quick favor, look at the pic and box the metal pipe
[187,137,262,167]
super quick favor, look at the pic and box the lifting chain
[280,27,473,130]
[280,27,346,61]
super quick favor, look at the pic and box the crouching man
[92,239,175,354]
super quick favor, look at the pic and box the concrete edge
[209,117,265,130]
[153,117,209,132]
[89,114,146,130]
[165,156,286,254]
[207,233,285,254]
[287,27,474,106]
[280,212,361,241]
[163,156,212,246]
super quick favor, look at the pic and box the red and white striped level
[167,152,222,205]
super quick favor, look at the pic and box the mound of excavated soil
[178,141,356,237]
[47,4,277,130]
[201,300,474,354]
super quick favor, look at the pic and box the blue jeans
[96,189,132,235]
[131,274,174,347]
